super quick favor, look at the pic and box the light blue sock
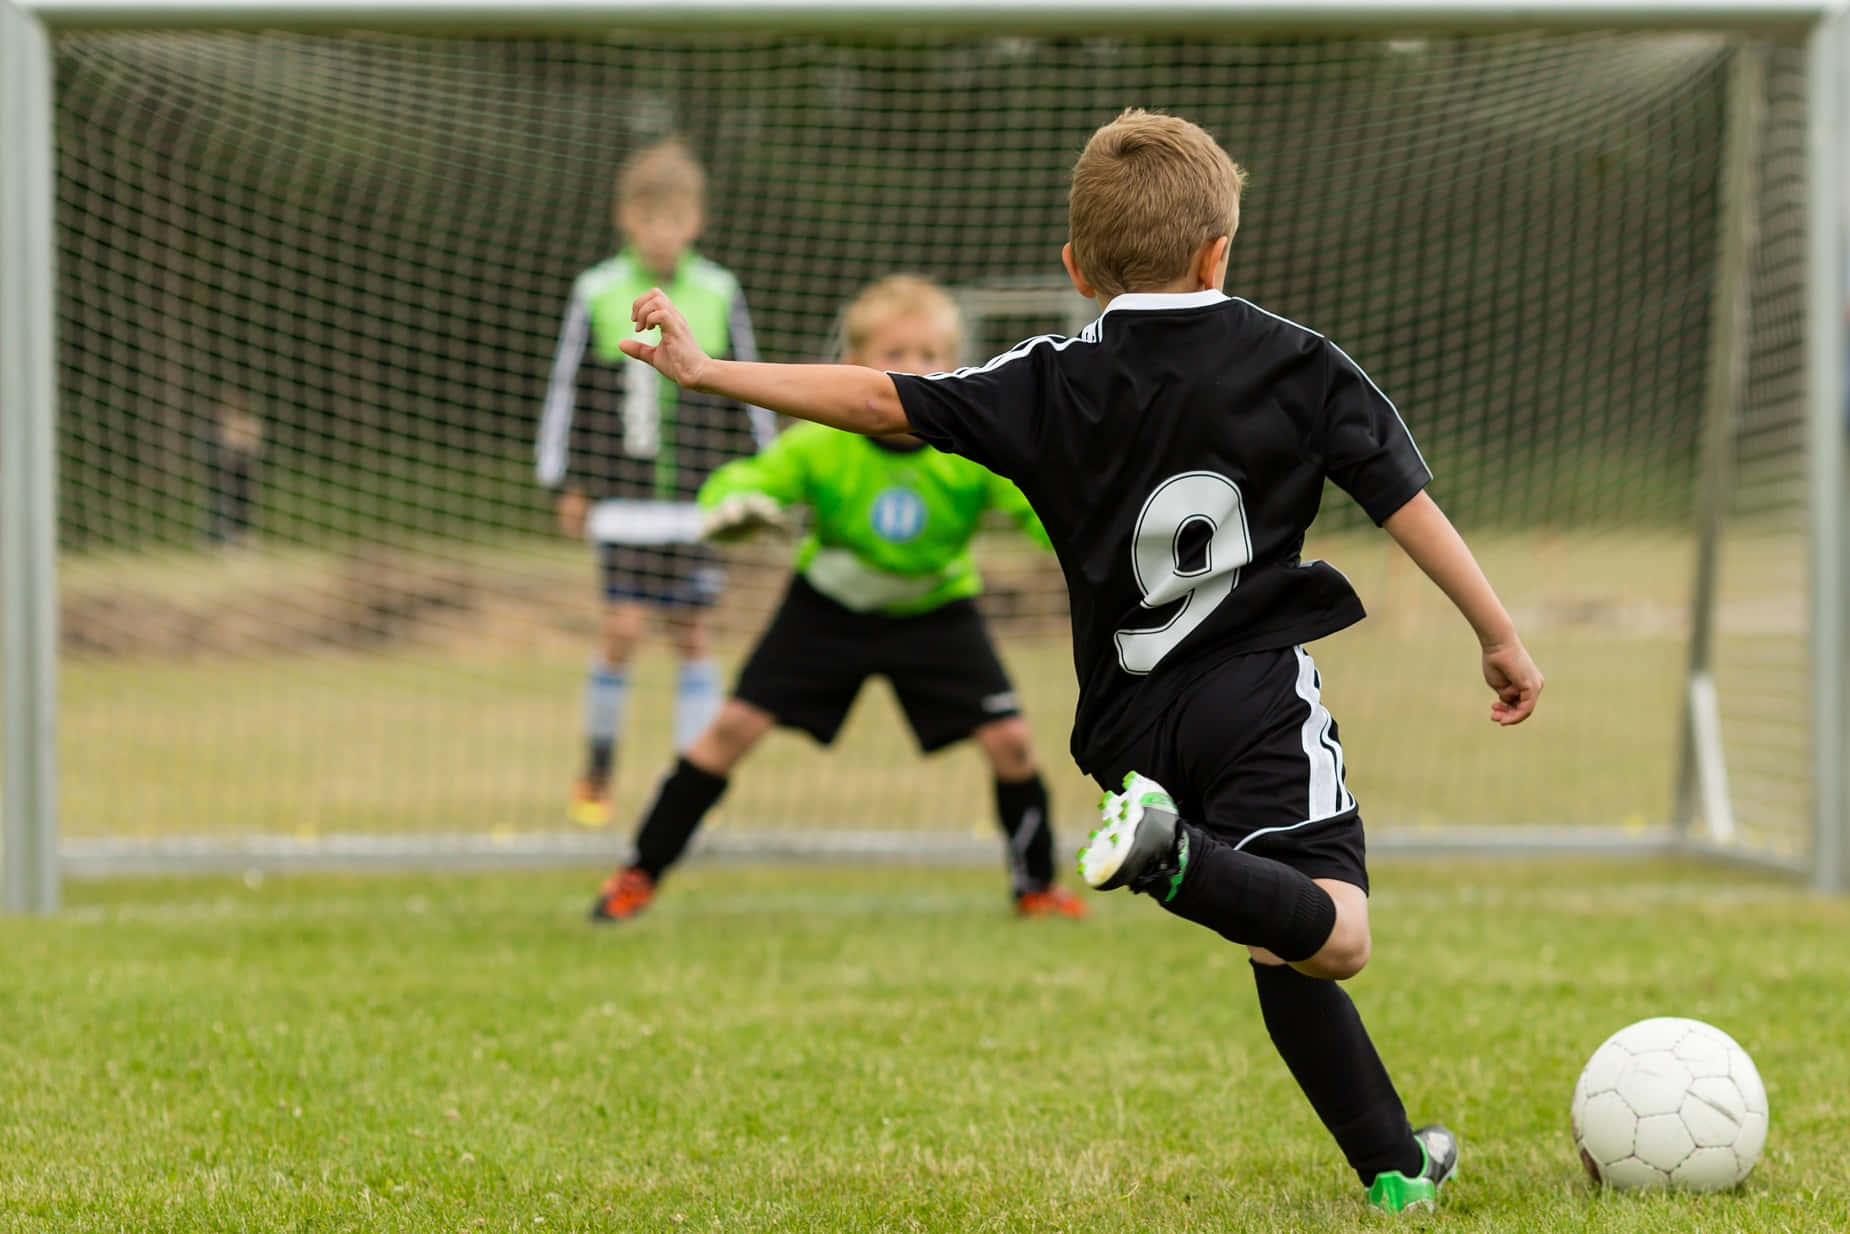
[674,659,722,752]
[584,661,628,777]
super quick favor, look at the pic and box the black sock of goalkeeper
[994,773,1053,892]
[1251,960,1423,1184]
[1151,822,1337,962]
[631,757,729,880]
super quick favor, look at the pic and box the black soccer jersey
[890,289,1431,772]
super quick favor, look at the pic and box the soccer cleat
[1366,1124,1460,1214]
[588,867,655,923]
[1013,885,1089,919]
[1076,771,1184,897]
[568,777,613,829]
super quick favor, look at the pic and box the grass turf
[2,860,1846,1232]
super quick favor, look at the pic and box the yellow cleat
[568,778,613,829]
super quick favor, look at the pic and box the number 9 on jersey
[1114,470,1253,675]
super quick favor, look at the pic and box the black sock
[1150,822,1336,962]
[587,739,615,782]
[994,773,1053,893]
[1251,960,1422,1185]
[631,757,729,880]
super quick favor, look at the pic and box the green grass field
[13,524,1836,1230]
[3,860,1846,1232]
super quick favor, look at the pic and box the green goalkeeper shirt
[698,424,1052,616]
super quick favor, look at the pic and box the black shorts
[1094,645,1369,892]
[733,576,1022,752]
[598,542,724,608]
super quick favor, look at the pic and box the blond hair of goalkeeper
[840,275,964,376]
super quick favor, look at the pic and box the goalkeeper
[590,276,1084,923]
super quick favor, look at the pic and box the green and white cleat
[1076,771,1184,896]
[1366,1124,1459,1214]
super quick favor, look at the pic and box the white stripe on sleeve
[536,292,590,487]
[727,291,777,449]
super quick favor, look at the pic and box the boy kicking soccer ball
[589,275,1085,924]
[614,110,1543,1214]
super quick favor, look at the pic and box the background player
[535,138,773,828]
[610,111,1544,1214]
[589,276,1084,923]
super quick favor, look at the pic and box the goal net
[22,19,1827,873]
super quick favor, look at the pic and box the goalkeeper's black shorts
[733,575,1021,753]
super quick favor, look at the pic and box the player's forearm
[1382,491,1519,648]
[692,360,908,437]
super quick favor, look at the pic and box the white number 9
[1114,470,1253,675]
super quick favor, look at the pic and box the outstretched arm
[1382,491,1544,726]
[621,288,909,436]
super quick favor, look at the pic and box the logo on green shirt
[869,487,927,543]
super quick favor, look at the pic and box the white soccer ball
[1570,1016,1768,1191]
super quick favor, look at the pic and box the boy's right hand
[1483,639,1543,726]
[555,489,588,539]
[622,288,714,390]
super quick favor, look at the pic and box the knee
[1307,925,1371,981]
[600,606,645,664]
[1292,878,1372,980]
[708,702,758,746]
[977,717,1037,780]
[668,614,710,660]
[690,701,767,771]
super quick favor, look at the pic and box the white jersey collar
[1099,289,1230,318]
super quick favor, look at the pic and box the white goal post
[3,0,1848,913]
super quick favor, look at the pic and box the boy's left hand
[622,289,713,389]
[1482,640,1543,726]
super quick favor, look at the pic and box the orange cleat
[589,867,655,923]
[568,778,613,829]
[1014,885,1088,919]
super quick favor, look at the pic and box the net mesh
[41,28,1811,862]
[1712,45,1813,858]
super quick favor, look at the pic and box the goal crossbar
[14,0,1843,33]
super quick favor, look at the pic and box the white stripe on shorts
[1233,646,1356,852]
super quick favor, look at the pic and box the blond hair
[1068,109,1246,299]
[840,274,963,358]
[615,137,706,212]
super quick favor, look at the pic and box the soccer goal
[4,0,1847,912]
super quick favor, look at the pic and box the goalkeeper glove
[701,493,789,543]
